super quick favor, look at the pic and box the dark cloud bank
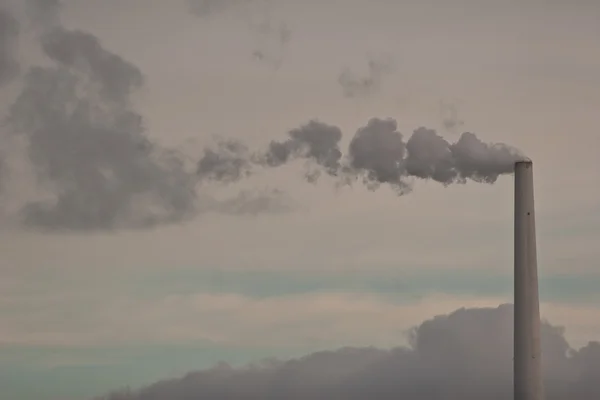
[97,304,600,400]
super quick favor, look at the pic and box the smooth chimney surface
[514,161,543,400]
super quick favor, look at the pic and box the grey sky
[0,1,600,399]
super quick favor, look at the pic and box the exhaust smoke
[199,117,527,195]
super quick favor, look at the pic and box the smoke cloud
[338,55,396,98]
[0,1,287,232]
[96,304,600,400]
[261,120,343,175]
[6,23,198,231]
[197,139,256,183]
[0,2,524,232]
[198,117,525,193]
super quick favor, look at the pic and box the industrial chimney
[514,160,543,400]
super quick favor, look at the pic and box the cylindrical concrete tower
[514,160,543,400]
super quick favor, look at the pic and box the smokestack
[514,160,543,400]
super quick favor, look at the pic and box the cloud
[95,303,600,399]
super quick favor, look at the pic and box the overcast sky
[1,1,600,399]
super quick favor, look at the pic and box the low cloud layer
[97,304,600,400]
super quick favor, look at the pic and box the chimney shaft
[514,160,543,400]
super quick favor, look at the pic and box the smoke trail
[347,118,408,192]
[198,117,525,193]
[0,4,19,86]
[338,55,396,98]
[197,139,255,183]
[0,1,524,231]
[0,1,299,232]
[197,120,345,185]
[261,120,343,174]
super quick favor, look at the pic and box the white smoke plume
[198,117,526,194]
[95,304,600,400]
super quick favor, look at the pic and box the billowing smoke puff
[261,120,343,174]
[198,117,525,193]
[347,118,408,192]
[96,304,600,400]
